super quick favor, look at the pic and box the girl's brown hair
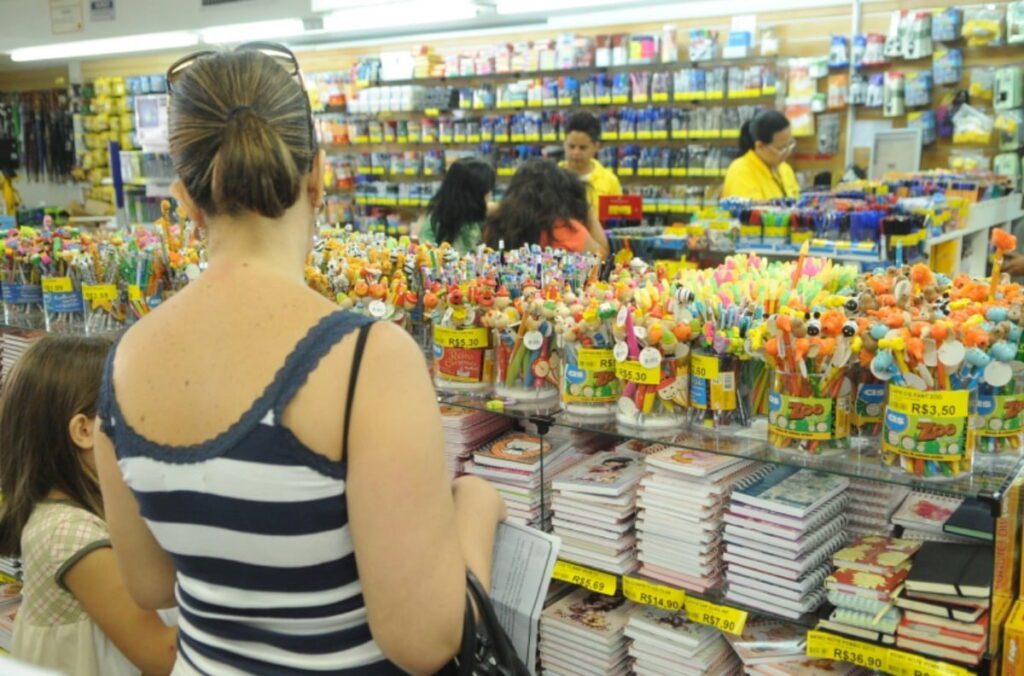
[0,335,113,556]
[169,49,315,219]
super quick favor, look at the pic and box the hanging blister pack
[932,48,963,85]
[883,72,904,117]
[905,71,933,107]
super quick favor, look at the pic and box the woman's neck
[203,209,312,283]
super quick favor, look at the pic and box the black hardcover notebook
[905,542,993,598]
[943,498,995,542]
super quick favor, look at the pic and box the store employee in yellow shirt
[722,109,801,200]
[561,112,622,216]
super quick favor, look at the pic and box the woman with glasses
[722,109,801,200]
[94,45,505,675]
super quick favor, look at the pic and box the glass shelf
[438,392,1024,507]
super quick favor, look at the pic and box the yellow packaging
[1003,600,1024,675]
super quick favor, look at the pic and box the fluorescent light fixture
[312,0,393,10]
[496,0,626,14]
[11,31,198,62]
[200,19,306,44]
[323,0,479,33]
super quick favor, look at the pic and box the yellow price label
[684,596,746,635]
[552,560,617,595]
[42,277,73,293]
[127,284,143,302]
[652,93,669,102]
[424,107,440,117]
[623,576,685,612]
[885,649,971,676]
[433,326,488,350]
[615,360,660,385]
[691,354,719,380]
[578,349,615,372]
[806,630,887,671]
[82,283,118,303]
[888,386,968,418]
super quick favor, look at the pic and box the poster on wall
[49,0,84,35]
[90,0,115,21]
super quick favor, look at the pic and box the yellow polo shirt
[561,160,622,216]
[722,150,800,200]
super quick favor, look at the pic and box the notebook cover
[831,534,921,574]
[943,497,995,542]
[891,491,964,533]
[551,450,645,496]
[905,542,993,598]
[731,466,848,518]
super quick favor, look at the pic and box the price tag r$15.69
[551,560,617,596]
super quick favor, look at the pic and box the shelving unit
[436,390,1024,676]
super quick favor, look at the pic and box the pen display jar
[615,351,688,430]
[743,359,772,420]
[768,368,852,457]
[687,350,748,432]
[974,381,1024,455]
[41,276,83,333]
[493,323,558,404]
[82,283,127,335]
[559,345,619,417]
[432,323,494,394]
[881,385,974,480]
[849,366,885,451]
[2,280,43,328]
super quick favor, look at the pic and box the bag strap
[343,322,373,456]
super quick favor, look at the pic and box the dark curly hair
[483,159,589,249]
[425,157,496,246]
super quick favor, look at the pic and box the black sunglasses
[166,41,318,160]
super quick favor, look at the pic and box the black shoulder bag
[442,571,531,676]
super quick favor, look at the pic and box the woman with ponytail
[419,157,496,253]
[722,109,801,199]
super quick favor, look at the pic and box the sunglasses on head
[166,41,317,158]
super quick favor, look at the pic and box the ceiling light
[312,0,395,10]
[200,19,306,44]
[323,0,480,33]
[11,31,198,62]
[496,0,626,14]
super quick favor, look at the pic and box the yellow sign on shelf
[433,326,488,349]
[684,596,747,635]
[886,649,972,676]
[615,360,660,385]
[552,560,617,595]
[806,630,887,672]
[623,576,685,612]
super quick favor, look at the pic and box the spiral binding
[830,606,901,633]
[827,589,892,615]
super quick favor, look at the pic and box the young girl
[484,159,609,257]
[0,336,176,675]
[419,156,496,254]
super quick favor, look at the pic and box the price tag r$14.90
[622,576,685,612]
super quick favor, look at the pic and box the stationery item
[904,542,993,598]
[625,606,738,675]
[891,490,964,535]
[539,589,632,676]
[903,609,989,637]
[943,497,995,542]
[731,466,849,518]
[895,634,983,666]
[723,618,806,667]
[830,535,920,575]
[895,590,988,622]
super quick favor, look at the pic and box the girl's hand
[1003,251,1024,278]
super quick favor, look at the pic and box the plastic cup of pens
[974,380,1024,455]
[880,385,975,481]
[82,283,126,336]
[42,276,84,333]
[768,368,852,457]
[1,278,43,328]
[614,349,688,431]
[687,349,750,437]
[849,367,885,452]
[432,321,494,395]
[493,321,559,405]
[559,345,619,418]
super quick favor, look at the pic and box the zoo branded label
[852,383,885,426]
[882,386,969,460]
[768,392,850,441]
[975,393,1024,438]
[562,349,619,404]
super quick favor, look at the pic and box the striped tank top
[98,312,404,675]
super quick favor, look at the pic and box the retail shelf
[362,55,778,88]
[323,135,740,150]
[539,558,984,675]
[743,241,886,264]
[438,393,1024,504]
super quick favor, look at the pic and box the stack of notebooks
[891,491,991,544]
[625,606,739,675]
[635,447,758,594]
[723,618,807,672]
[539,588,632,675]
[0,560,22,654]
[551,450,646,574]
[438,404,511,476]
[463,431,579,528]
[819,535,921,644]
[744,657,863,675]
[844,479,910,538]
[722,466,850,620]
[0,329,43,385]
[894,542,993,667]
